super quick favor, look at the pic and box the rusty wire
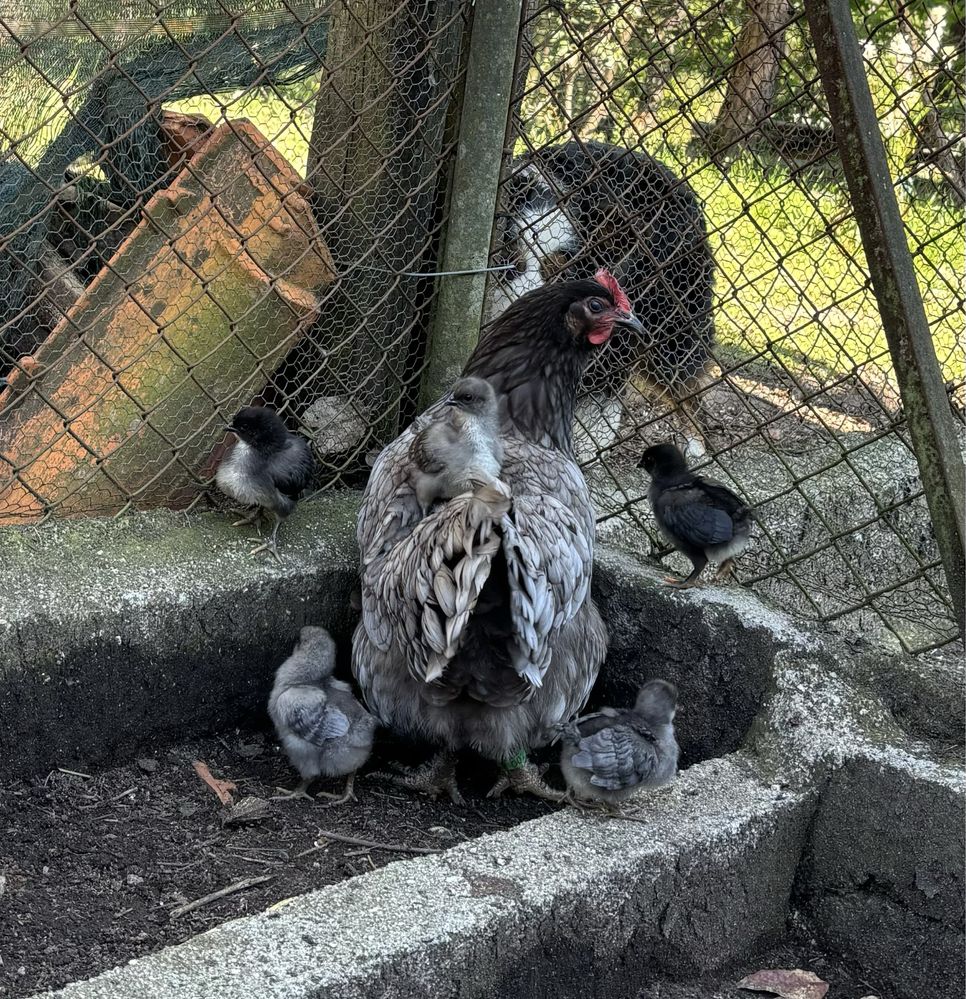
[489,0,963,655]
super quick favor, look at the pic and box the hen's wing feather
[358,415,597,698]
[277,688,350,745]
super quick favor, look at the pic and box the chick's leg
[249,512,283,564]
[231,508,262,530]
[316,773,357,808]
[271,777,314,801]
[486,753,565,803]
[664,555,707,589]
[713,558,736,583]
[373,750,462,804]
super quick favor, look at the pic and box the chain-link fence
[489,0,963,654]
[1,0,961,656]
[0,0,470,520]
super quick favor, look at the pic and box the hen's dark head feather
[463,271,641,453]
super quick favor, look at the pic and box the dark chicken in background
[558,679,679,810]
[216,406,314,563]
[639,442,752,587]
[353,270,642,803]
[488,140,715,460]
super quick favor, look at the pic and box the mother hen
[352,270,643,802]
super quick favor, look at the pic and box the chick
[409,376,504,515]
[216,406,314,563]
[639,442,752,587]
[559,680,679,810]
[268,626,377,804]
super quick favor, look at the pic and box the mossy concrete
[0,494,358,777]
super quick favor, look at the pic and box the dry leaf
[222,796,273,826]
[737,968,830,999]
[192,760,236,805]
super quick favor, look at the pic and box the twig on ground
[297,828,439,858]
[192,760,236,806]
[57,768,93,780]
[170,875,273,918]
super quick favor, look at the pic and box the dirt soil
[0,731,551,998]
[637,936,896,999]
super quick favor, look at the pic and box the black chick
[638,442,752,587]
[559,679,679,810]
[216,406,314,562]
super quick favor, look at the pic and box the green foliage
[514,0,963,384]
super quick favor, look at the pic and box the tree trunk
[710,0,793,154]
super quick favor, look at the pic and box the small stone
[126,873,145,886]
[137,758,159,774]
[178,802,200,817]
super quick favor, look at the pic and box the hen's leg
[317,773,357,808]
[487,754,565,803]
[713,558,736,583]
[271,777,314,801]
[372,750,462,804]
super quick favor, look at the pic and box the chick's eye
[588,299,604,314]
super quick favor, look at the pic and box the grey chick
[268,625,377,805]
[559,680,679,810]
[216,406,314,563]
[638,442,752,587]
[409,376,504,515]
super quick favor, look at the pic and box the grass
[1,64,962,389]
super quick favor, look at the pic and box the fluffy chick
[639,442,752,587]
[409,376,504,515]
[268,625,377,804]
[559,680,679,809]
[216,406,314,562]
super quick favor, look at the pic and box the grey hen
[269,625,377,805]
[216,406,314,563]
[353,269,643,803]
[639,442,752,587]
[559,679,679,809]
[409,376,504,515]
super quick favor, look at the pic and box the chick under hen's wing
[571,719,659,791]
[276,688,350,744]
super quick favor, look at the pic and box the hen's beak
[613,310,645,336]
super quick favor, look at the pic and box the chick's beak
[613,310,645,336]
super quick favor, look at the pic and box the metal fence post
[418,0,525,409]
[805,0,966,636]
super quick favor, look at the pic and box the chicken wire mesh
[0,0,471,521]
[488,0,964,654]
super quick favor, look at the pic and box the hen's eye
[588,299,604,314]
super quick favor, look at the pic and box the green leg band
[501,748,527,771]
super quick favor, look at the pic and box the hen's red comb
[593,267,631,313]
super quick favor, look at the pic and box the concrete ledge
[3,496,963,999]
[36,758,812,999]
[801,751,965,999]
[0,496,358,777]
